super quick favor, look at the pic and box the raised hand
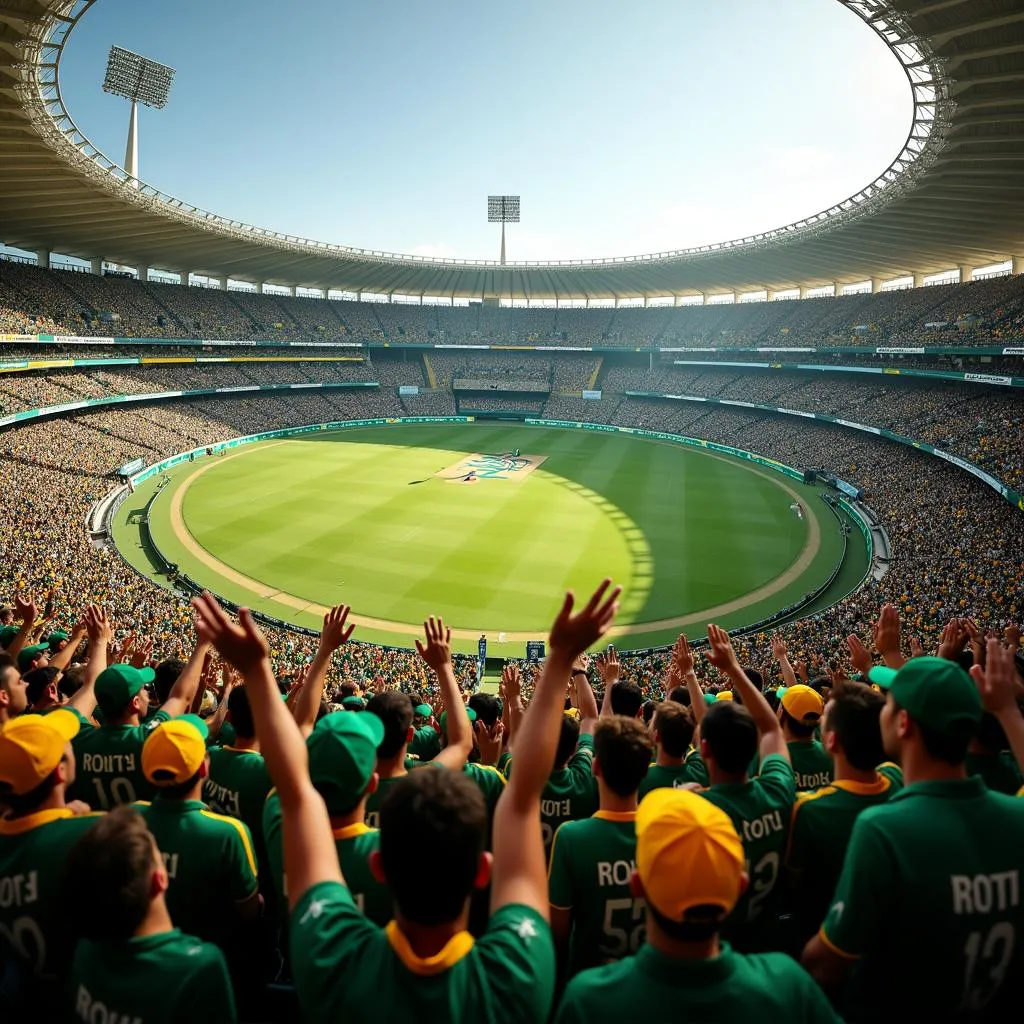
[873,603,904,665]
[770,634,788,662]
[475,719,504,766]
[970,639,1020,716]
[318,603,355,654]
[129,637,154,669]
[705,624,741,674]
[191,592,269,673]
[1005,624,1021,650]
[14,592,37,625]
[847,634,873,677]
[595,646,621,686]
[501,661,522,701]
[415,616,452,672]
[671,634,695,678]
[909,636,926,660]
[937,618,969,660]
[548,579,621,659]
[84,605,113,647]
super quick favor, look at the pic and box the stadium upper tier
[3,259,1024,349]
[1,0,1023,298]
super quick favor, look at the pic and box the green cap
[869,657,982,734]
[775,687,789,700]
[414,703,433,718]
[702,692,717,706]
[341,695,365,711]
[46,631,69,651]
[95,663,156,715]
[307,712,385,815]
[0,625,20,648]
[16,644,50,672]
[439,707,476,732]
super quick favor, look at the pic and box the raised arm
[293,604,354,737]
[417,617,473,771]
[67,605,111,717]
[972,638,1024,776]
[873,603,906,671]
[6,593,39,661]
[574,654,600,732]
[502,663,525,752]
[596,649,619,718]
[771,634,798,689]
[48,621,87,673]
[192,593,340,910]
[491,579,620,917]
[671,634,706,724]
[706,624,788,763]
[161,634,214,718]
[204,667,238,743]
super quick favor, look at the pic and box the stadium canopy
[0,0,1023,301]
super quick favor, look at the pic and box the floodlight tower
[488,195,520,265]
[102,46,176,185]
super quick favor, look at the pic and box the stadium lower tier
[2,386,1020,698]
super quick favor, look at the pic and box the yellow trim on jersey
[549,902,572,911]
[385,921,475,975]
[198,809,258,878]
[470,764,507,784]
[333,822,375,841]
[593,810,638,822]
[1017,783,1024,799]
[817,926,861,961]
[221,746,262,756]
[0,807,78,834]
[830,776,892,796]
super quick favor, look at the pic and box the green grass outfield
[113,423,861,655]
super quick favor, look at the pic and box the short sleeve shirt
[69,708,172,808]
[204,746,272,875]
[820,777,1024,1021]
[638,756,706,799]
[698,755,796,953]
[408,726,441,762]
[548,811,643,976]
[291,882,555,1024]
[787,741,834,792]
[137,798,258,945]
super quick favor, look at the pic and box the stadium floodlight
[102,46,176,185]
[488,195,520,265]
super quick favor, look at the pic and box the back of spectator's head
[742,667,763,691]
[468,692,501,727]
[554,713,581,771]
[779,684,825,739]
[653,701,696,758]
[594,716,651,797]
[307,712,383,816]
[377,768,487,926]
[634,789,745,942]
[23,666,60,707]
[700,702,758,775]
[665,685,691,708]
[59,663,85,702]
[227,686,256,740]
[366,690,414,758]
[823,682,886,771]
[153,659,186,705]
[610,682,643,719]
[339,680,361,699]
[641,699,657,725]
[66,806,165,941]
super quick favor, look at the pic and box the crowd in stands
[5,256,1024,350]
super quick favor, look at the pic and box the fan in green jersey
[66,806,236,1024]
[803,640,1024,1022]
[777,685,834,792]
[639,701,705,798]
[553,788,840,1024]
[549,715,650,979]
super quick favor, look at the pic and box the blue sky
[58,0,911,262]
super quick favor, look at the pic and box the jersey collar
[635,941,738,982]
[0,807,75,835]
[385,921,475,975]
[148,798,207,814]
[830,775,891,796]
[593,810,637,822]
[332,822,374,841]
[892,776,986,802]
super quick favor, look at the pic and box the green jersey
[820,777,1024,1022]
[69,708,172,808]
[497,751,512,776]
[464,763,506,830]
[638,753,706,799]
[290,882,555,1023]
[408,726,441,762]
[136,798,258,945]
[0,808,102,988]
[966,751,1023,795]
[787,741,834,792]
[71,930,236,1024]
[786,764,903,942]
[364,774,410,830]
[507,734,597,855]
[553,942,840,1024]
[548,811,643,976]
[264,793,391,927]
[699,754,796,953]
[204,745,272,880]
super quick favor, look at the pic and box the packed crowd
[5,256,1024,349]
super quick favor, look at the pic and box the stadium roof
[0,0,1023,300]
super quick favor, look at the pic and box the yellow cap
[781,684,824,723]
[715,690,733,701]
[636,789,745,922]
[142,715,208,786]
[0,709,80,795]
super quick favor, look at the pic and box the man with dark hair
[0,709,101,1013]
[152,658,187,707]
[553,789,839,1023]
[137,714,261,946]
[192,579,620,1021]
[640,701,705,797]
[23,666,62,713]
[265,711,391,926]
[71,632,207,808]
[67,806,236,1023]
[697,625,795,954]
[610,682,643,719]
[803,647,1024,1020]
[364,689,416,829]
[549,716,650,977]
[0,653,28,724]
[469,691,501,726]
[965,711,1023,795]
[785,682,902,945]
[777,685,833,791]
